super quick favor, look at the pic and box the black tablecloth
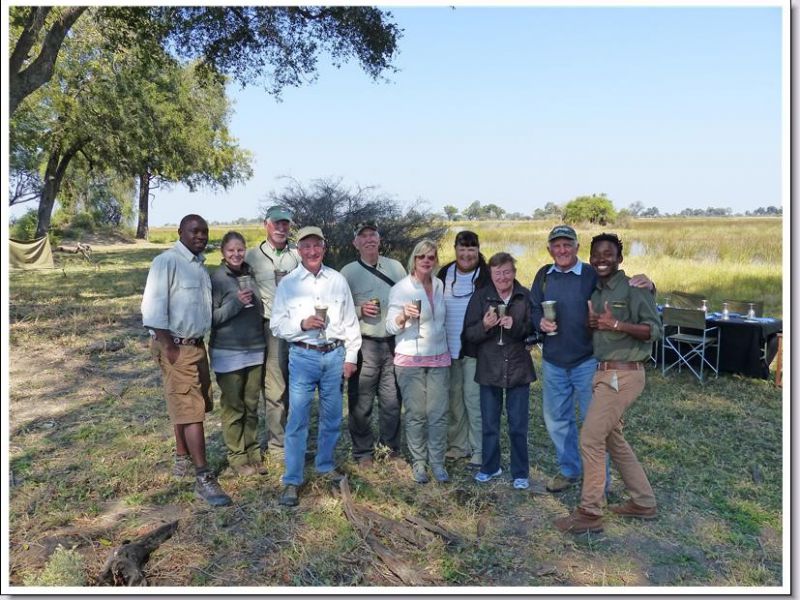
[659,314,782,379]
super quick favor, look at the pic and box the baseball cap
[354,222,379,236]
[547,225,578,242]
[265,205,293,222]
[296,226,326,243]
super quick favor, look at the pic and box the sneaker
[513,478,530,490]
[554,508,603,534]
[608,499,658,520]
[412,463,429,484]
[279,484,299,507]
[194,472,232,507]
[173,454,192,478]
[431,465,449,483]
[546,473,579,493]
[474,468,503,483]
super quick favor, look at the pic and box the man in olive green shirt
[556,232,662,534]
[340,223,407,466]
[246,205,301,456]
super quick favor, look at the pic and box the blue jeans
[479,384,530,480]
[541,357,597,479]
[282,345,345,486]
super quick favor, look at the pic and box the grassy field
[7,217,785,590]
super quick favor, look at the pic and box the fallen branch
[404,514,464,547]
[97,521,178,586]
[55,242,93,261]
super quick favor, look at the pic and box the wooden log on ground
[97,521,178,586]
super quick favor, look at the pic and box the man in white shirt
[270,226,361,506]
[341,223,407,467]
[141,214,232,507]
[246,205,301,458]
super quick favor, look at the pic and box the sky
[143,3,785,226]
[6,2,787,226]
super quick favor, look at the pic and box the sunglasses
[415,254,436,261]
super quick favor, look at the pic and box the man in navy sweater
[530,225,652,493]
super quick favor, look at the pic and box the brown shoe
[554,509,603,534]
[608,500,657,520]
[546,473,579,493]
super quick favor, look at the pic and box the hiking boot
[474,467,503,483]
[173,454,193,478]
[431,465,449,483]
[194,472,232,507]
[249,459,268,475]
[227,463,258,477]
[546,473,579,493]
[319,469,346,486]
[412,463,429,484]
[356,456,374,469]
[608,499,658,520]
[554,508,603,534]
[279,484,299,507]
[513,478,530,490]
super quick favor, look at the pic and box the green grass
[8,217,784,589]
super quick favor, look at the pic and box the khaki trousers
[262,319,289,452]
[446,357,482,462]
[579,369,655,516]
[395,366,449,467]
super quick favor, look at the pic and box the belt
[173,337,203,346]
[597,361,643,371]
[362,335,393,342]
[292,340,344,353]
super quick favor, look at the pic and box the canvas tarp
[9,237,55,270]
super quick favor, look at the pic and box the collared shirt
[547,259,584,276]
[590,269,663,362]
[141,241,212,339]
[270,263,362,363]
[245,240,301,319]
[340,256,407,338]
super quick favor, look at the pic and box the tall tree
[562,194,617,226]
[9,6,401,115]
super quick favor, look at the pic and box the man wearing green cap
[246,205,301,458]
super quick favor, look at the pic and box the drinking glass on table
[237,275,255,308]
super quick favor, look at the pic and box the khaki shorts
[151,340,212,425]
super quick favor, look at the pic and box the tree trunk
[34,142,83,239]
[136,172,151,240]
[10,7,87,115]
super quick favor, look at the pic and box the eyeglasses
[450,267,477,298]
[415,254,436,262]
[492,269,515,278]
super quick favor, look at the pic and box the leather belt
[173,337,202,346]
[293,340,344,353]
[362,335,393,342]
[597,361,643,371]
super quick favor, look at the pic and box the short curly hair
[590,232,623,258]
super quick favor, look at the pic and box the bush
[562,194,617,225]
[10,208,39,241]
[22,545,86,587]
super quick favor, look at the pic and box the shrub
[22,545,86,587]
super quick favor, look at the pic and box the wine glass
[237,275,255,308]
[412,298,423,339]
[542,301,558,336]
[747,303,756,320]
[722,302,730,321]
[496,303,507,346]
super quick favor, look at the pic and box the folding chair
[662,307,720,383]
[666,291,705,310]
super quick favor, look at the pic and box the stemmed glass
[412,299,423,338]
[746,303,757,321]
[496,303,507,346]
[315,303,328,342]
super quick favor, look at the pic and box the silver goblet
[542,300,557,336]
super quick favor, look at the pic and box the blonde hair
[407,239,439,276]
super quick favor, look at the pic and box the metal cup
[542,300,557,336]
[496,304,507,318]
[371,297,381,312]
[237,275,254,308]
[412,298,422,318]
[314,304,328,320]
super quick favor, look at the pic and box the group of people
[141,210,662,534]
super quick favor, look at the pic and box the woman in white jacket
[386,239,451,484]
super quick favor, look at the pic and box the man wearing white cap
[270,226,362,506]
[246,205,301,458]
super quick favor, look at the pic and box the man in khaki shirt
[340,223,407,467]
[245,205,301,457]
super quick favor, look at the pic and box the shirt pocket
[609,300,630,322]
